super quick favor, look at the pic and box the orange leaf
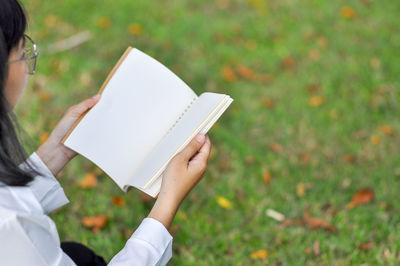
[281,56,296,70]
[308,49,320,61]
[77,173,98,188]
[236,65,256,80]
[111,196,125,207]
[38,91,52,102]
[269,142,284,153]
[303,211,337,233]
[358,242,373,251]
[308,96,325,107]
[370,135,380,145]
[340,6,356,19]
[40,132,49,144]
[343,154,356,164]
[97,17,111,29]
[379,125,393,136]
[296,183,305,197]
[250,249,268,259]
[300,153,311,163]
[263,171,271,184]
[81,214,107,232]
[221,66,237,82]
[128,23,143,35]
[348,188,374,208]
[261,98,275,108]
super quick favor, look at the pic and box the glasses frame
[8,34,38,75]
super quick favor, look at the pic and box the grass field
[19,0,400,264]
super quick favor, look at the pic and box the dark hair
[0,0,38,186]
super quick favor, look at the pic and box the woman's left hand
[36,94,101,176]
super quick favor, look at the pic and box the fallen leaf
[340,6,356,19]
[221,66,237,82]
[45,15,58,27]
[97,17,111,29]
[266,209,285,222]
[77,173,98,188]
[300,153,311,163]
[303,211,337,233]
[40,132,49,144]
[38,90,52,102]
[128,23,143,35]
[358,242,373,251]
[261,98,275,108]
[313,240,320,256]
[297,183,305,197]
[308,49,320,61]
[217,196,232,209]
[370,135,380,145]
[316,36,328,48]
[111,196,125,207]
[236,65,256,80]
[140,193,153,203]
[306,84,322,94]
[250,249,268,259]
[308,96,325,107]
[82,214,107,232]
[348,188,374,208]
[370,58,380,69]
[379,125,393,136]
[257,73,272,83]
[244,155,255,164]
[343,154,356,164]
[263,171,271,184]
[281,56,296,70]
[269,142,284,153]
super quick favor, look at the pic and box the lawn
[19,0,400,264]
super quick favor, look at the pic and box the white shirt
[0,153,173,265]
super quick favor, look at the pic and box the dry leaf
[308,49,320,61]
[306,84,322,94]
[340,6,356,19]
[348,188,374,208]
[244,155,255,164]
[45,14,58,27]
[38,90,52,102]
[266,209,285,222]
[281,56,296,70]
[308,96,325,107]
[128,23,143,35]
[358,242,373,251]
[263,171,271,184]
[269,142,284,153]
[111,196,125,207]
[140,193,153,203]
[370,58,380,69]
[40,132,49,144]
[97,17,111,29]
[250,249,268,259]
[303,211,337,233]
[221,66,237,82]
[236,65,256,80]
[261,98,275,108]
[216,196,232,209]
[316,36,328,48]
[370,135,380,145]
[343,154,356,164]
[379,125,393,136]
[296,183,305,197]
[313,240,320,256]
[82,214,107,232]
[300,153,311,163]
[77,173,98,188]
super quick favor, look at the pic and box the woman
[0,0,211,265]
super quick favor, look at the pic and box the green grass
[18,0,400,264]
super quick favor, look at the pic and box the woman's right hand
[148,134,211,229]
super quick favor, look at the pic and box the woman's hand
[148,134,212,229]
[36,94,101,176]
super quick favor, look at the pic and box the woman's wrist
[36,141,70,176]
[148,196,181,230]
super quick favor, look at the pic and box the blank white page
[64,48,197,189]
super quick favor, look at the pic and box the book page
[64,48,197,189]
[128,92,233,195]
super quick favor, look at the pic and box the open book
[62,47,233,197]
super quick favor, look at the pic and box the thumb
[178,134,206,161]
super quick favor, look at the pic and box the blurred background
[20,0,399,264]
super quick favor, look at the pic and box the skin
[6,39,212,230]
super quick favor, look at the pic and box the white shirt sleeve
[0,153,173,265]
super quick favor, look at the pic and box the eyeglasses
[8,35,38,75]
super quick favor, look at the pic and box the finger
[189,135,211,166]
[177,134,206,161]
[67,94,101,118]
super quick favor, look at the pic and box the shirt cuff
[21,153,69,214]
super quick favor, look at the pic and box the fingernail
[196,134,205,143]
[92,94,101,100]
